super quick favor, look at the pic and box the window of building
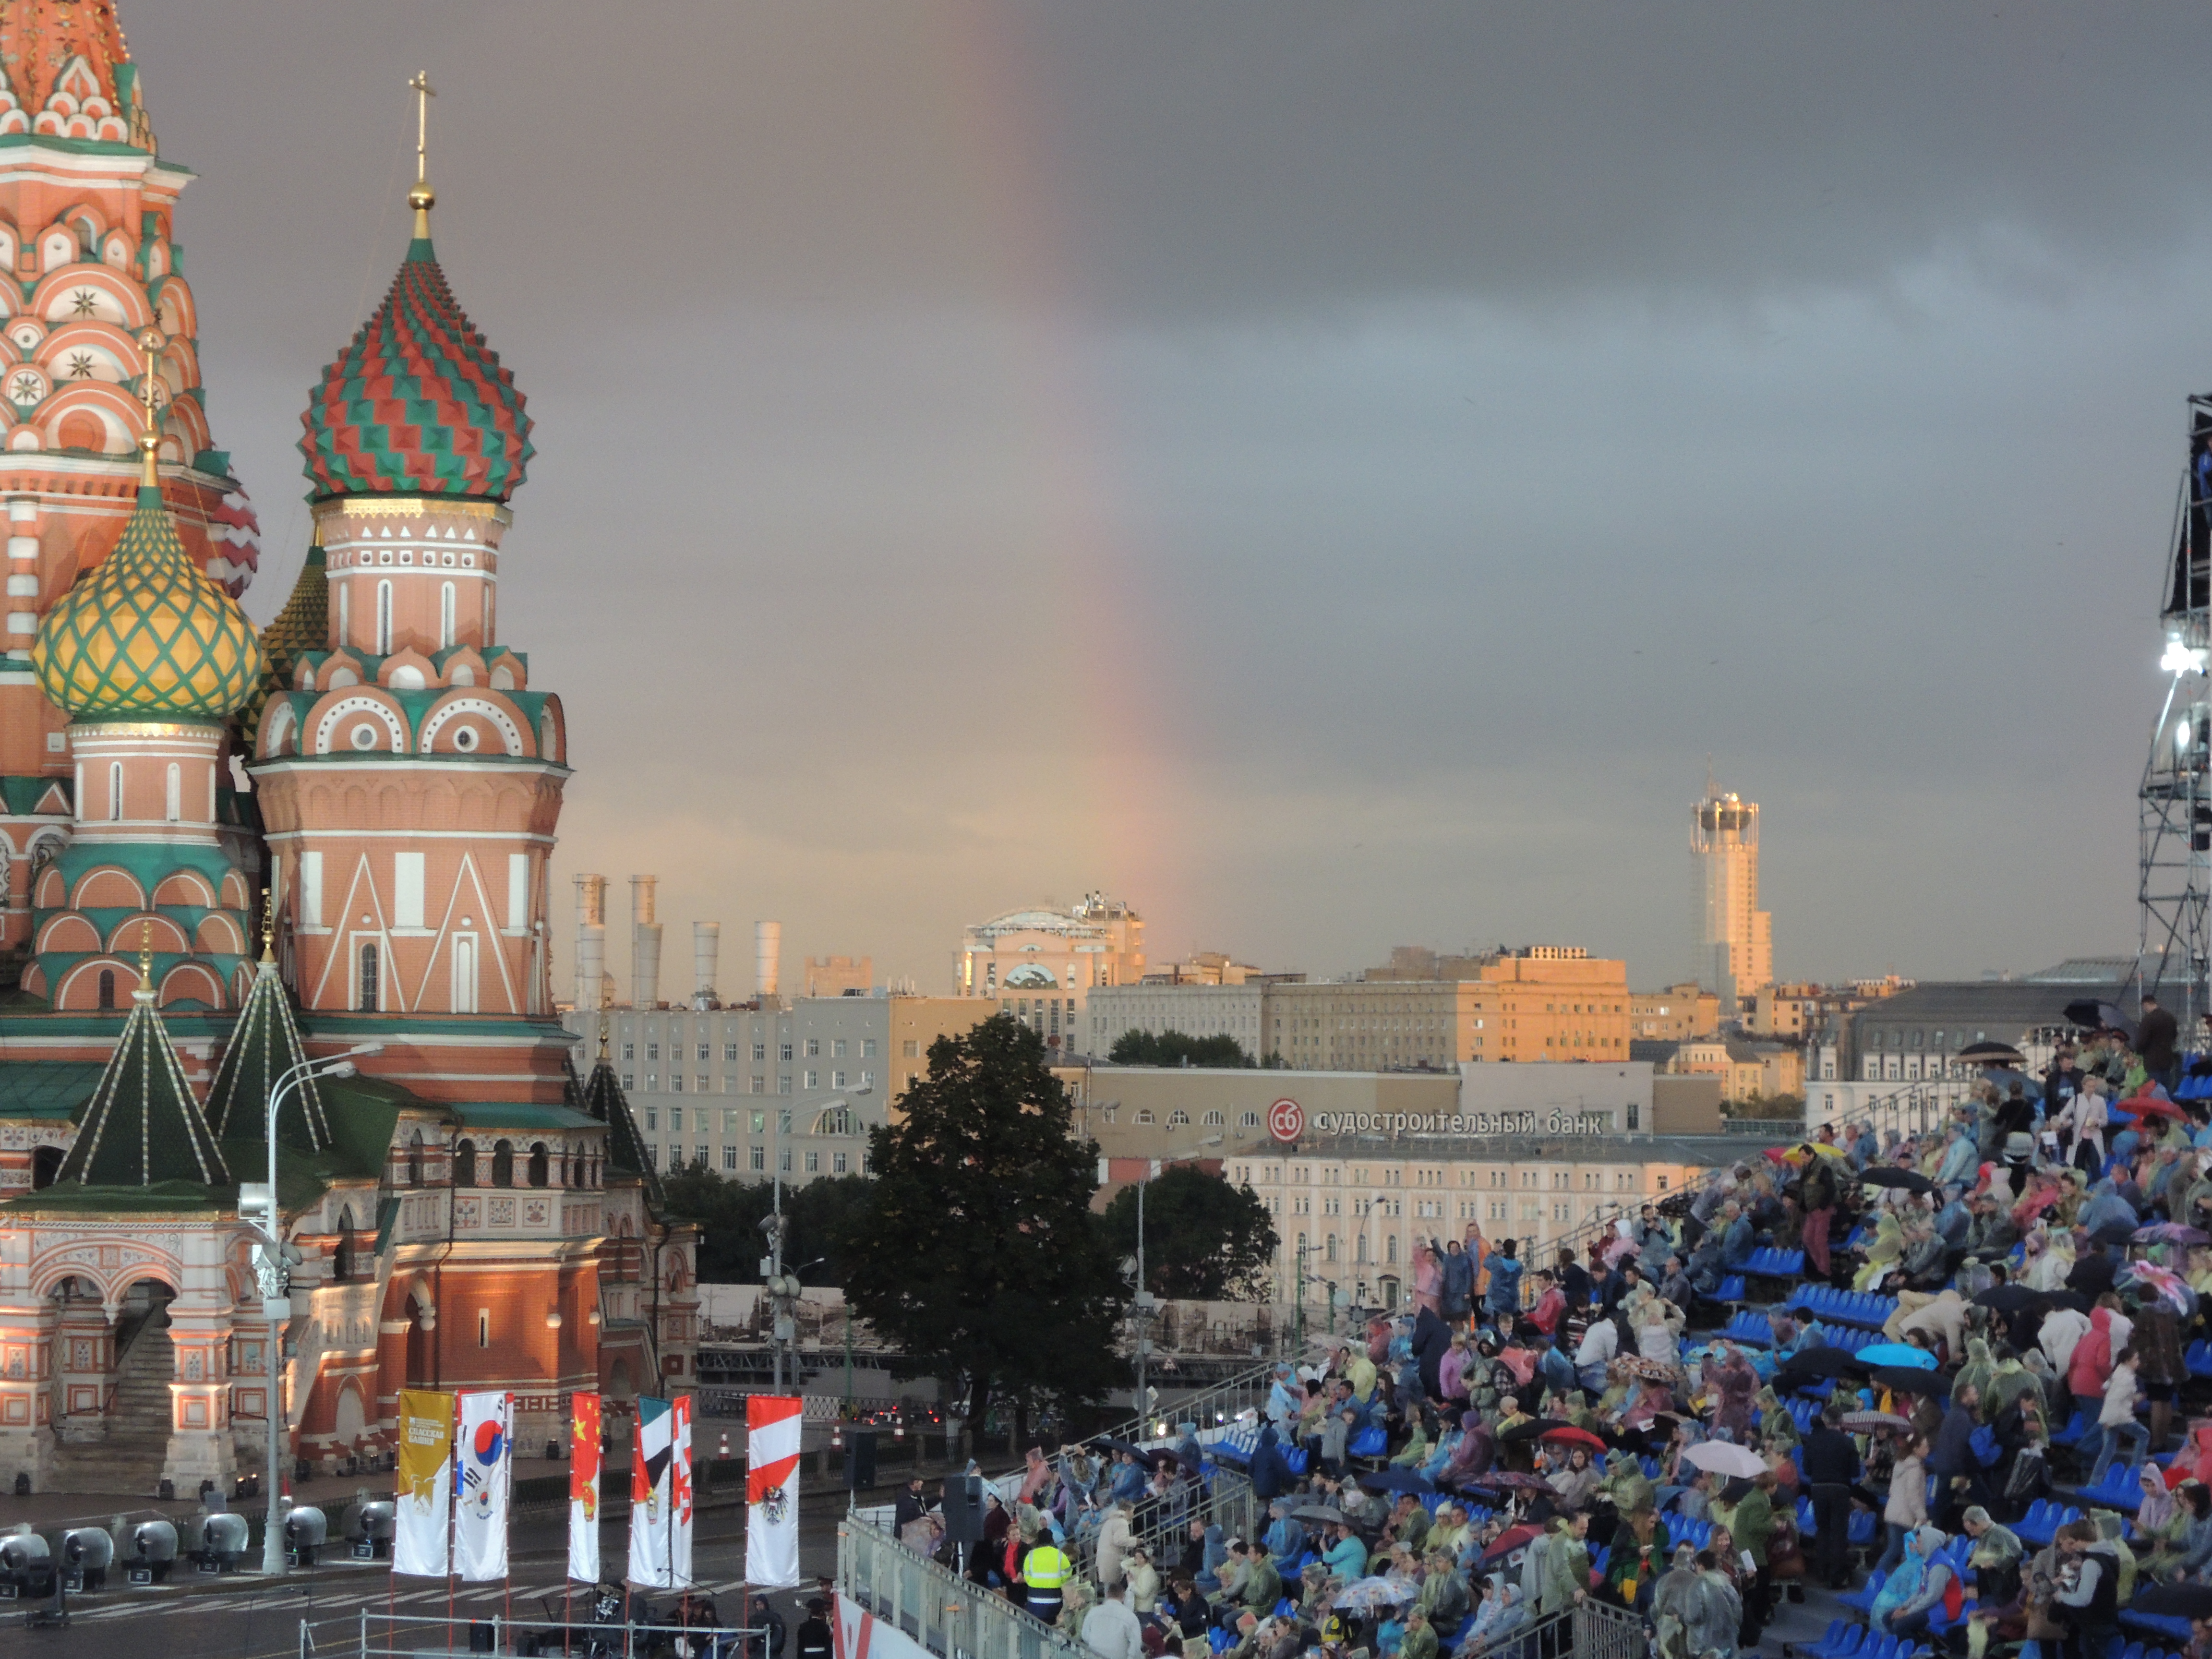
[805,1151,819,1172]
[669,1107,683,1132]
[1626,1103,1640,1130]
[831,1070,846,1088]
[779,1076,793,1094]
[779,1148,792,1173]
[624,1043,636,1061]
[1240,1111,1260,1128]
[833,1152,848,1174]
[725,1044,740,1062]
[671,1074,685,1093]
[750,1146,765,1170]
[902,1039,920,1058]
[1134,1110,1155,1125]
[645,1074,658,1092]
[862,1039,877,1058]
[1202,1110,1224,1127]
[528,1142,549,1187]
[359,942,379,1012]
[804,1070,818,1089]
[647,1042,661,1061]
[722,1146,737,1171]
[622,1074,635,1089]
[780,1043,793,1061]
[805,1039,820,1058]
[645,1106,658,1130]
[831,1038,847,1058]
[1168,1109,1189,1126]
[491,1139,515,1187]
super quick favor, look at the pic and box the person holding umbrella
[1802,1405,1864,1590]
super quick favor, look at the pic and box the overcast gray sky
[132,3,2212,992]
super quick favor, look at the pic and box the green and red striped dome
[299,238,533,501]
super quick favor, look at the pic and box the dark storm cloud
[118,4,2212,988]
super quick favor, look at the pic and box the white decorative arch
[261,700,298,758]
[419,697,525,757]
[312,695,409,755]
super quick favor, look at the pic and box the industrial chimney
[631,876,662,1008]
[693,921,720,1010]
[577,924,606,1014]
[755,920,781,1002]
[572,875,607,1010]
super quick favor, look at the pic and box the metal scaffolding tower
[2141,393,2212,1042]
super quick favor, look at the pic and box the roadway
[8,1485,857,1659]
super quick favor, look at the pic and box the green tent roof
[204,955,330,1150]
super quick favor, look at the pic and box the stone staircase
[47,1307,174,1495]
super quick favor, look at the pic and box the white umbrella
[1683,1441,1767,1478]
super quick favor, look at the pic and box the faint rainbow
[917,6,1190,935]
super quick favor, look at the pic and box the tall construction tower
[2141,394,2212,1041]
[1692,772,1772,1010]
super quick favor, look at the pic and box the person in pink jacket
[2068,1305,2117,1422]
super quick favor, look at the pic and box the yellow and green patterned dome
[36,484,265,722]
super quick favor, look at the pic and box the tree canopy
[1107,1028,1255,1068]
[839,1013,1130,1426]
[1099,1163,1279,1300]
[661,1165,875,1286]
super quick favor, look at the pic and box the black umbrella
[2037,1289,2095,1313]
[1290,1504,1346,1526]
[1358,1468,1436,1495]
[1871,1366,1948,1397]
[1860,1167,1937,1194]
[1972,1284,2044,1314]
[2065,1000,2138,1043]
[1500,1418,1571,1443]
[1777,1347,1871,1383]
[1957,1041,2028,1067]
[1092,1436,1149,1459]
[2134,1582,2212,1617]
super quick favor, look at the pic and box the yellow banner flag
[394,1389,455,1577]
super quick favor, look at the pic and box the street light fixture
[248,1041,384,1577]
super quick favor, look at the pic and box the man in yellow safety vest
[1021,1533,1071,1623]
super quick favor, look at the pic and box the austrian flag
[745,1395,802,1587]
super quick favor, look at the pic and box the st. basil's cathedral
[0,0,696,1493]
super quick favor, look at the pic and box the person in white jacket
[2039,1304,2092,1378]
[1082,1582,1143,1659]
[2089,1348,2149,1485]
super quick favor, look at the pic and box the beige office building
[957,892,1144,1055]
[1269,948,1631,1069]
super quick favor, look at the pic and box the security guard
[1021,1533,1071,1624]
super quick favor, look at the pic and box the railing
[1460,1599,1647,1659]
[842,1510,1087,1659]
[1112,1358,1283,1442]
[339,1605,767,1657]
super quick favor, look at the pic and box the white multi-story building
[956,893,1144,1055]
[1693,781,1773,1003]
[1086,983,1267,1057]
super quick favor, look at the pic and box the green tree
[1099,1164,1279,1300]
[840,1013,1130,1427]
[661,1166,876,1285]
[1107,1028,1254,1068]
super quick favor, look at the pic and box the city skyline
[122,4,2192,993]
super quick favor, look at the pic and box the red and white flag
[745,1395,802,1587]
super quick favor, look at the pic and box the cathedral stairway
[46,1306,175,1495]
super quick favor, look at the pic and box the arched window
[528,1142,549,1188]
[440,581,456,649]
[453,1140,476,1187]
[108,761,122,821]
[375,580,393,655]
[407,1130,424,1187]
[335,1206,356,1283]
[492,1139,514,1187]
[164,762,180,822]
[1355,1233,1368,1264]
[358,942,379,1012]
[1167,1109,1190,1127]
[1386,1234,1399,1264]
[96,969,114,1010]
[31,1144,62,1190]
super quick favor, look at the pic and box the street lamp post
[248,1043,383,1577]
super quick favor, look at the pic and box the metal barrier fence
[330,1605,765,1658]
[1460,1597,1648,1659]
[841,1510,1088,1659]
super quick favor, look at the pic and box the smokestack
[631,875,661,1008]
[755,920,781,1001]
[572,875,607,1010]
[693,921,720,1010]
[577,924,605,1012]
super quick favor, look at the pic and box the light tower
[2141,395,2212,1041]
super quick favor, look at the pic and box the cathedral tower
[251,136,565,1099]
[0,0,260,958]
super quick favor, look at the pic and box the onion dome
[35,481,264,722]
[299,234,534,502]
[204,945,329,1152]
[55,952,228,1188]
[241,542,326,738]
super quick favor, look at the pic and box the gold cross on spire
[261,887,276,965]
[137,917,153,984]
[597,1013,610,1061]
[134,325,167,489]
[408,71,437,237]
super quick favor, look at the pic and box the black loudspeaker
[942,1474,986,1544]
[843,1431,878,1491]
